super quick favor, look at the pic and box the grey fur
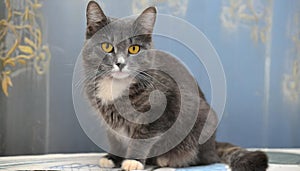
[82,1,268,170]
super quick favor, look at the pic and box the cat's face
[83,1,156,80]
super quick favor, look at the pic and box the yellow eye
[101,43,114,53]
[128,45,140,54]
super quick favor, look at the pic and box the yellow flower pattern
[220,0,273,43]
[283,13,300,103]
[132,0,189,17]
[0,0,50,96]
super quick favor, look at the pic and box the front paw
[99,157,115,168]
[121,159,144,171]
[157,157,170,167]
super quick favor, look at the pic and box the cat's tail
[216,142,268,171]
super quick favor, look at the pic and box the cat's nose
[116,63,126,71]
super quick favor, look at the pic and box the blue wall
[185,0,300,148]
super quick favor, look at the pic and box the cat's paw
[99,157,115,168]
[157,157,169,167]
[121,159,144,171]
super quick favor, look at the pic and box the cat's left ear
[86,1,108,39]
[134,7,157,35]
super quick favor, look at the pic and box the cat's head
[83,1,156,80]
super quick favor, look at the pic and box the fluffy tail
[216,142,268,171]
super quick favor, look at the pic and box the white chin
[111,72,130,79]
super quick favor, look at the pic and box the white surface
[263,149,300,171]
[0,149,299,170]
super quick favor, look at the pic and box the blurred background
[0,0,299,156]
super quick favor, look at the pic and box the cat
[82,1,269,171]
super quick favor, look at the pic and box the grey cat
[82,1,268,171]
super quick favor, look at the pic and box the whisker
[135,72,155,89]
[76,70,112,96]
[132,69,169,89]
[74,70,96,88]
[75,69,110,88]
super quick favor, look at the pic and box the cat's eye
[128,45,140,54]
[101,43,114,53]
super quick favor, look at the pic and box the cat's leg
[154,144,199,167]
[121,159,146,171]
[99,153,123,168]
[155,147,219,168]
[196,135,221,165]
[155,135,220,167]
[121,140,150,171]
[121,130,157,171]
[99,131,125,168]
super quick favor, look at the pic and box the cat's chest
[96,77,132,103]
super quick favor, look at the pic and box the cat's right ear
[134,7,157,36]
[86,1,108,39]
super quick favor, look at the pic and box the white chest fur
[96,77,132,103]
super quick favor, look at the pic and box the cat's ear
[86,1,108,39]
[134,7,157,36]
